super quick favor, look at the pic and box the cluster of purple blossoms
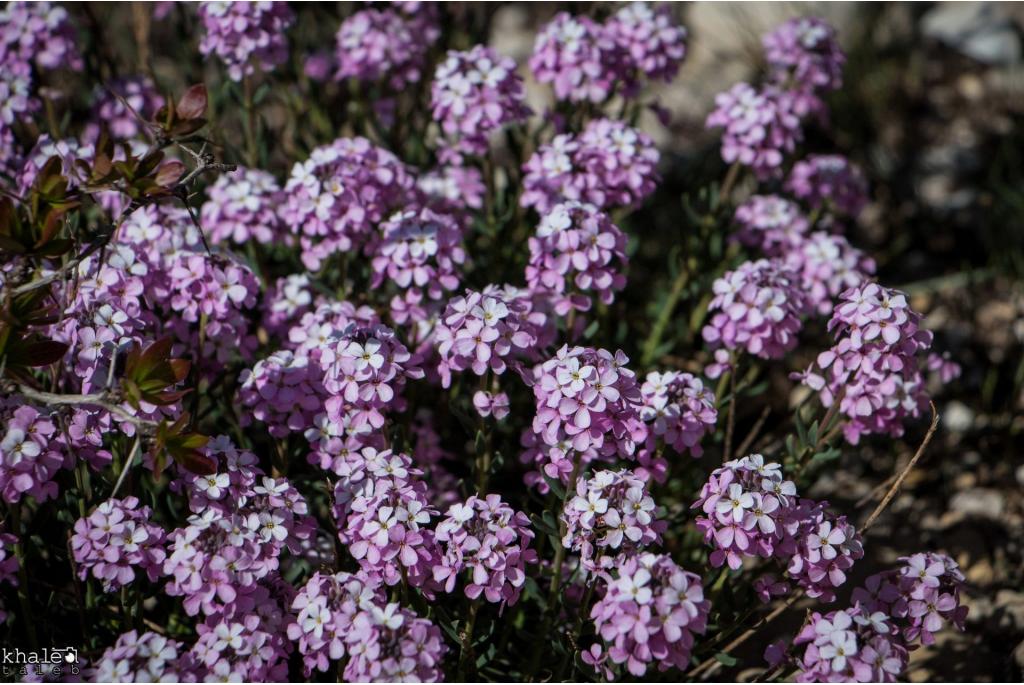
[190,613,292,681]
[0,2,81,72]
[434,287,539,389]
[433,494,538,606]
[85,76,163,143]
[70,497,167,592]
[639,370,718,459]
[702,258,807,360]
[289,571,446,680]
[284,299,380,357]
[371,206,466,308]
[763,17,845,115]
[526,201,628,315]
[787,154,870,217]
[118,205,261,370]
[261,273,315,339]
[783,231,877,315]
[431,45,531,158]
[733,195,811,255]
[705,82,804,179]
[334,3,439,89]
[796,283,934,443]
[562,469,663,571]
[238,350,326,438]
[417,164,486,214]
[320,323,424,432]
[604,2,687,87]
[694,454,864,601]
[586,553,710,677]
[530,5,686,103]
[529,346,647,480]
[197,1,294,81]
[201,167,289,246]
[0,405,61,504]
[91,631,195,682]
[334,449,441,589]
[783,553,967,681]
[165,437,315,616]
[529,12,618,104]
[280,137,416,271]
[522,118,660,213]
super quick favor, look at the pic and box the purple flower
[201,167,289,246]
[433,494,538,606]
[605,2,687,87]
[763,17,845,114]
[71,497,167,592]
[706,83,803,179]
[90,630,196,682]
[198,1,294,81]
[589,553,709,677]
[702,258,806,359]
[526,201,628,315]
[431,45,531,157]
[529,12,622,104]
[787,154,870,217]
[334,4,439,89]
[638,370,718,462]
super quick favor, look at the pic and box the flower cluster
[0,1,81,72]
[190,612,292,681]
[530,5,687,103]
[796,283,934,443]
[165,437,315,616]
[529,12,618,104]
[787,154,870,217]
[320,323,424,431]
[333,449,440,588]
[587,553,710,677]
[639,371,718,458]
[91,631,195,682]
[71,497,167,592]
[289,571,446,680]
[201,167,289,246]
[433,494,538,606]
[605,2,687,86]
[261,273,315,339]
[783,231,876,315]
[526,201,628,315]
[434,287,539,388]
[198,1,294,81]
[334,4,439,89]
[281,137,416,270]
[705,83,803,179]
[562,469,662,571]
[694,454,863,601]
[1,405,61,504]
[702,258,806,360]
[238,350,326,438]
[86,76,163,142]
[784,553,967,681]
[431,45,531,157]
[529,346,647,481]
[763,17,845,113]
[522,118,660,213]
[371,205,466,306]
[733,194,810,255]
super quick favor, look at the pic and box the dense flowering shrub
[0,6,970,683]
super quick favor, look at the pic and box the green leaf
[714,652,738,667]
[542,473,566,500]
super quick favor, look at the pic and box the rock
[1016,463,1024,487]
[993,590,1024,632]
[944,401,974,433]
[922,2,1022,65]
[949,488,1006,520]
[965,557,996,585]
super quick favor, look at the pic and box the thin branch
[736,405,771,458]
[16,385,154,430]
[862,402,940,533]
[110,436,142,499]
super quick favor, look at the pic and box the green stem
[458,598,481,679]
[242,76,259,167]
[641,268,689,366]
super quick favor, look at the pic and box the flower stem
[641,267,689,367]
[9,502,39,650]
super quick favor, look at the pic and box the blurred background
[47,2,1024,680]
